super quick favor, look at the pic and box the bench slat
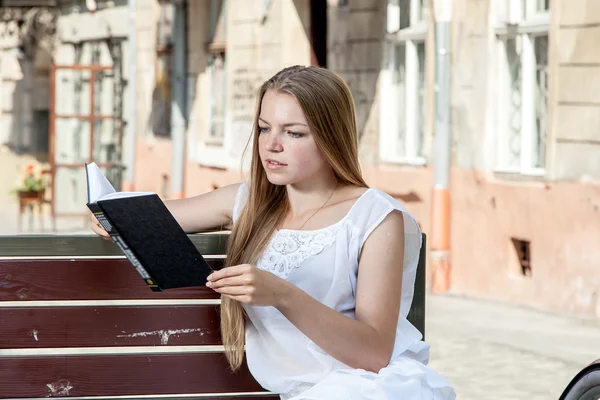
[0,259,222,301]
[0,354,268,397]
[0,234,230,257]
[12,396,278,400]
[0,305,222,348]
[0,233,426,399]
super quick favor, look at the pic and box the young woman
[92,66,455,399]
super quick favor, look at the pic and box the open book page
[85,162,155,203]
[100,191,155,201]
[86,162,116,203]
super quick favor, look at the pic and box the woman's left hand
[206,264,291,307]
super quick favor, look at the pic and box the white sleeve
[232,182,250,224]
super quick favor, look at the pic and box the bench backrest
[0,233,425,399]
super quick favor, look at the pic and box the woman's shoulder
[346,187,421,240]
[349,187,408,215]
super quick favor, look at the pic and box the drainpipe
[430,0,452,293]
[122,0,137,191]
[170,0,187,199]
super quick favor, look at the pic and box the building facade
[449,0,600,316]
[2,0,596,316]
[134,0,600,317]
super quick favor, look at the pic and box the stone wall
[551,0,600,181]
[328,0,385,164]
[448,0,600,317]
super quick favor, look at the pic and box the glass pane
[209,53,226,141]
[151,52,171,137]
[506,37,522,168]
[393,43,407,156]
[54,118,91,164]
[93,70,115,117]
[534,35,548,168]
[417,42,426,157]
[387,0,400,33]
[53,167,89,215]
[93,119,120,164]
[416,0,427,22]
[399,0,411,30]
[54,68,91,116]
[537,0,550,12]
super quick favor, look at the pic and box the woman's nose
[265,132,283,152]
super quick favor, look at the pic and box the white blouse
[233,183,455,400]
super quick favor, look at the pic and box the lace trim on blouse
[257,226,341,279]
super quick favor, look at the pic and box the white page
[99,191,155,201]
[86,162,116,203]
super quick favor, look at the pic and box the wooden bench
[0,233,426,399]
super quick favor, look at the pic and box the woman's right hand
[91,214,111,240]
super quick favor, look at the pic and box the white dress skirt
[232,184,456,400]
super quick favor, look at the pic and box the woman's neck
[285,173,338,218]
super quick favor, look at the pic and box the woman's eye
[258,126,269,133]
[288,131,303,138]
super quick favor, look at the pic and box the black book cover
[97,194,214,290]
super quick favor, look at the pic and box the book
[85,162,214,291]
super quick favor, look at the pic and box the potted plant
[11,163,47,200]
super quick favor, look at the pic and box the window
[494,0,549,174]
[151,0,173,138]
[205,0,227,145]
[380,0,428,164]
[207,52,226,144]
[151,48,172,137]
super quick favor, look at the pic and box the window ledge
[388,25,427,42]
[193,142,228,169]
[203,137,225,147]
[493,14,550,36]
[381,156,428,167]
[493,167,546,178]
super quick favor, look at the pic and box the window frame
[492,0,550,176]
[203,0,227,147]
[205,50,226,146]
[188,0,230,170]
[379,0,428,166]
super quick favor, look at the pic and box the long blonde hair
[221,65,368,370]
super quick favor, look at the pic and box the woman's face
[257,90,330,186]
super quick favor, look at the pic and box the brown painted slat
[0,234,229,257]
[0,259,223,301]
[0,354,267,397]
[0,305,222,348]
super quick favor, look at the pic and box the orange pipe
[430,187,451,293]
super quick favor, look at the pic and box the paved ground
[426,294,600,400]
